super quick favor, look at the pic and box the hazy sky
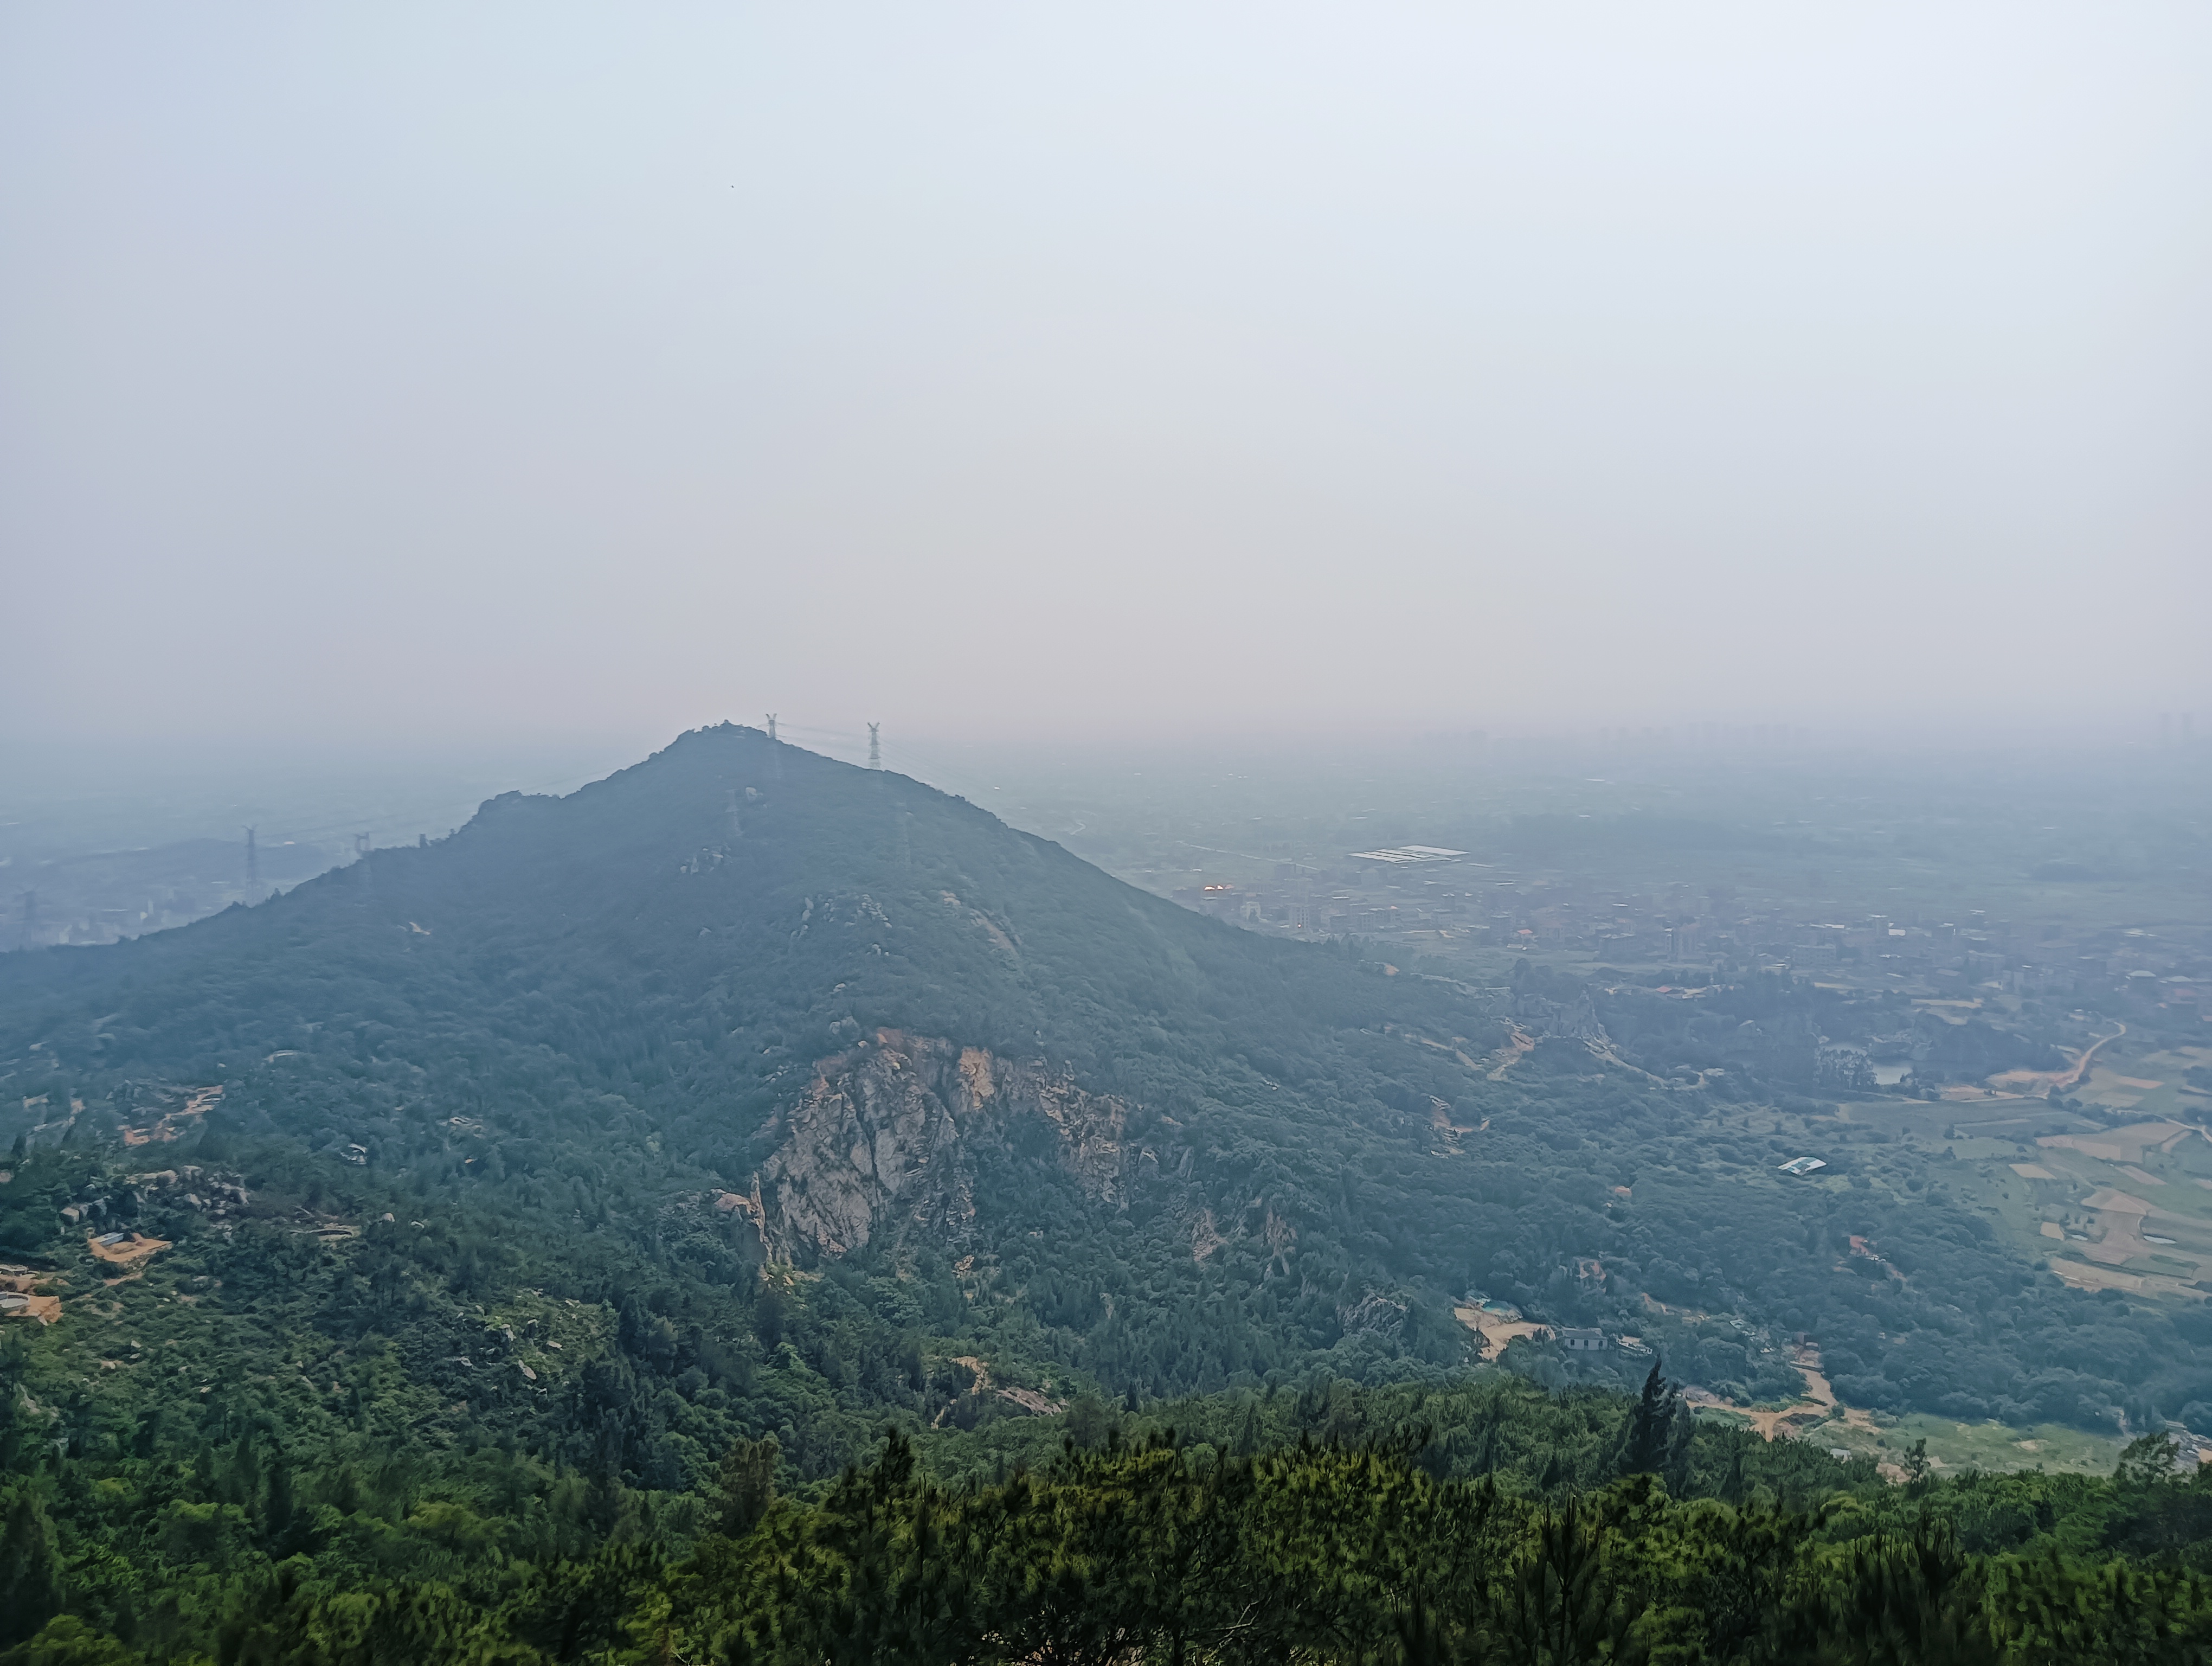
[6,3,2208,754]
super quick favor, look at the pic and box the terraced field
[1837,1038,2212,1301]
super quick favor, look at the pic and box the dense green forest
[7,1349,2212,1663]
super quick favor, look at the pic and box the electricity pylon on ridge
[867,723,881,769]
[765,714,777,742]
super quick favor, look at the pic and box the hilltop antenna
[867,723,880,770]
[246,826,259,894]
[764,713,777,742]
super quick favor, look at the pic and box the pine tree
[1620,1359,1679,1477]
[263,1451,298,1554]
[712,1435,779,1538]
[226,1433,261,1509]
[1903,1437,1932,1493]
[0,1492,63,1647]
[1663,1399,1696,1495]
[1720,1442,1747,1504]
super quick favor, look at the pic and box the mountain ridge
[0,724,1491,1394]
[4,725,2207,1441]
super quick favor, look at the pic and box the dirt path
[933,1354,1065,1421]
[1486,1027,1535,1080]
[2065,1025,2127,1088]
[1714,1349,1876,1442]
[122,1084,223,1148]
[1984,1023,2126,1099]
[1455,1305,1547,1355]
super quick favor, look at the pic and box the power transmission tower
[764,714,777,742]
[246,826,259,894]
[867,723,881,769]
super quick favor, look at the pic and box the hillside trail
[1486,1028,1534,1080]
[1728,1349,1877,1441]
[122,1084,223,1147]
[2059,1023,2127,1089]
[1979,1022,2126,1100]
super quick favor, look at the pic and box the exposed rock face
[757,1030,1130,1262]
[1336,1291,1409,1341]
[1510,988,1606,1045]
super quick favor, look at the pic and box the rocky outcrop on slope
[756,1030,1130,1262]
[1509,987,1606,1045]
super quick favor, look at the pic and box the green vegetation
[1830,1415,2126,1482]
[2,729,2202,1438]
[6,1362,2212,1663]
[4,729,2212,1658]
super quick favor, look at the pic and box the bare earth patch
[121,1084,223,1148]
[1485,1027,1535,1081]
[88,1234,170,1268]
[1,1270,66,1324]
[1455,1305,1547,1355]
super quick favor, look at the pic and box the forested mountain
[5,726,2201,1429]
[8,726,2203,1433]
[2,725,1500,1398]
[5,727,2212,1659]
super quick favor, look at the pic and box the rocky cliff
[755,1030,1131,1262]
